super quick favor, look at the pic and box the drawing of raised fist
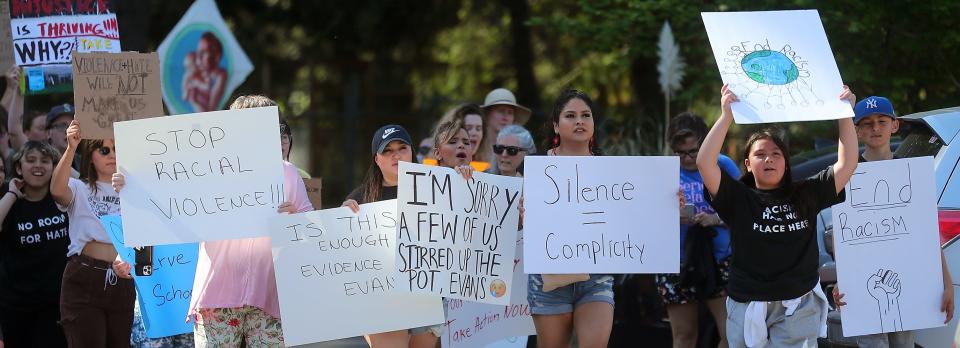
[867,269,903,332]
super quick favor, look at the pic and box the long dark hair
[78,139,106,193]
[542,89,602,155]
[739,128,813,216]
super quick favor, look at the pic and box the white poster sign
[271,200,445,346]
[701,10,854,124]
[114,106,284,246]
[833,157,945,336]
[523,156,680,274]
[396,162,522,305]
[442,231,535,348]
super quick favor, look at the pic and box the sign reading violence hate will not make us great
[522,156,680,274]
[72,51,165,139]
[114,106,285,246]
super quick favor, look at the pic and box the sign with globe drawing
[702,10,855,124]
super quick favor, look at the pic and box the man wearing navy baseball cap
[853,96,899,162]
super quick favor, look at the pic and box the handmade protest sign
[9,0,120,94]
[701,10,853,124]
[101,215,199,338]
[270,200,445,346]
[832,157,945,337]
[442,231,535,348]
[523,156,679,274]
[114,106,284,246]
[0,1,13,72]
[72,51,164,139]
[396,162,522,305]
[158,0,253,114]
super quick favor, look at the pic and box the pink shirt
[189,161,313,319]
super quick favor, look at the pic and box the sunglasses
[493,145,525,156]
[98,146,115,156]
[674,149,699,159]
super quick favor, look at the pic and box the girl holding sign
[697,85,858,347]
[51,121,137,348]
[341,124,445,348]
[528,89,615,348]
[0,141,69,347]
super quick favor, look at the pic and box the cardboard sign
[701,10,853,124]
[396,162,522,305]
[158,0,253,114]
[442,231,535,348]
[833,157,945,336]
[270,200,445,346]
[73,51,164,139]
[8,0,120,95]
[303,177,322,210]
[101,215,199,338]
[114,106,284,246]
[0,1,13,72]
[523,156,680,274]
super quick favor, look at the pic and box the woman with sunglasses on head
[50,120,136,347]
[0,141,69,347]
[492,125,535,177]
[527,89,613,348]
[341,125,443,348]
[656,112,740,348]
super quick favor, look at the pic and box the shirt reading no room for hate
[706,167,844,302]
[190,161,313,320]
[0,192,70,310]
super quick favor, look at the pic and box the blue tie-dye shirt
[680,154,740,262]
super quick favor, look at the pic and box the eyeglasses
[98,146,115,156]
[493,145,525,156]
[418,146,432,156]
[674,149,699,159]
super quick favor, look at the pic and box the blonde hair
[432,119,470,167]
[229,95,277,110]
[436,103,490,163]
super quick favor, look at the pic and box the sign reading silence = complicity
[522,156,680,274]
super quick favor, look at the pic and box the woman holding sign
[0,141,69,347]
[527,89,615,348]
[341,124,444,348]
[51,121,137,348]
[697,85,858,347]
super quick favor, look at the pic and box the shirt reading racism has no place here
[706,167,844,302]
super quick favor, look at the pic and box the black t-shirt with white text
[706,168,844,302]
[0,192,70,310]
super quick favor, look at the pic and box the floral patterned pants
[194,306,285,348]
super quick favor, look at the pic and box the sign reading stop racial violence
[396,162,522,306]
[523,156,680,274]
[114,106,284,246]
[73,51,164,139]
[270,200,445,346]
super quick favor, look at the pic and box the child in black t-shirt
[696,84,859,347]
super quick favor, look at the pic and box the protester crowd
[0,54,953,348]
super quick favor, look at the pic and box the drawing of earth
[489,279,507,298]
[740,50,799,85]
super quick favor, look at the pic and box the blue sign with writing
[101,215,199,338]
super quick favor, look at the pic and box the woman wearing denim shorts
[527,89,615,348]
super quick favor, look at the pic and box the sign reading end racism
[523,156,680,274]
[114,106,284,246]
[73,51,164,139]
[396,162,522,306]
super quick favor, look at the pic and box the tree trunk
[504,0,540,122]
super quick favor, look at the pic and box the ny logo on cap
[866,99,878,109]
[382,127,398,139]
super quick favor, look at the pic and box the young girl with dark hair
[0,141,69,347]
[697,84,858,347]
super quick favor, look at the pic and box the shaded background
[63,0,960,208]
